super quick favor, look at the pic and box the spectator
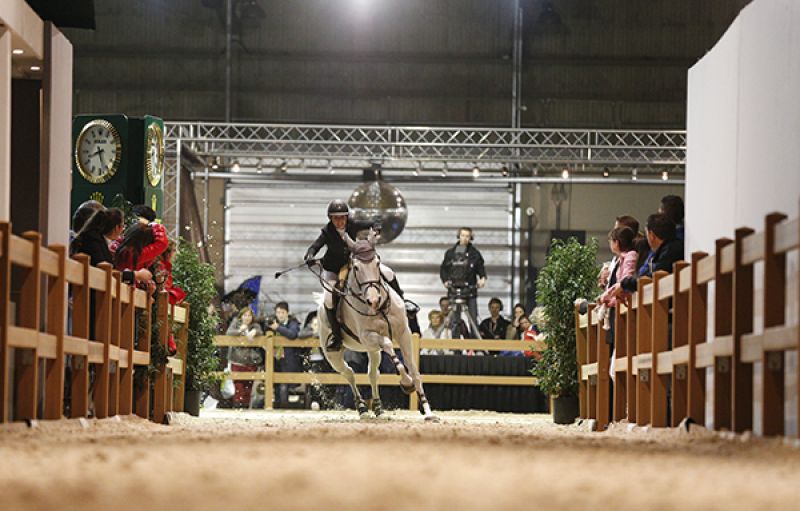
[660,195,685,241]
[439,295,468,338]
[505,302,527,340]
[440,227,486,333]
[268,302,303,399]
[298,311,319,338]
[225,307,264,407]
[70,200,104,243]
[615,215,650,275]
[479,297,511,340]
[618,213,684,294]
[598,227,638,329]
[131,205,157,224]
[113,221,169,273]
[420,310,453,356]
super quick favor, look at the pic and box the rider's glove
[304,249,315,266]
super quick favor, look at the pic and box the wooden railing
[214,335,545,411]
[0,221,188,424]
[577,203,799,436]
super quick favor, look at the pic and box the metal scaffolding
[162,121,686,237]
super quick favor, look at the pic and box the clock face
[75,120,122,184]
[145,123,164,187]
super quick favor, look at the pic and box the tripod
[444,288,481,339]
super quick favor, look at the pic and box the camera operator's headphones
[457,227,474,241]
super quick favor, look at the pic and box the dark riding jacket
[307,220,373,273]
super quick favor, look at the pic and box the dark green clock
[71,114,165,220]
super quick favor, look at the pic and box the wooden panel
[132,350,150,366]
[678,266,691,292]
[656,351,673,375]
[88,341,104,364]
[9,235,34,268]
[64,336,89,356]
[671,345,690,365]
[108,345,119,362]
[719,244,735,273]
[741,231,764,265]
[763,325,799,352]
[696,343,715,368]
[583,363,598,377]
[173,306,187,324]
[65,259,84,284]
[118,348,128,368]
[167,356,183,375]
[713,335,734,356]
[774,217,799,254]
[613,357,628,372]
[641,284,653,305]
[133,289,148,308]
[657,274,675,300]
[37,332,57,359]
[39,247,59,276]
[697,255,716,284]
[636,353,652,370]
[88,266,106,290]
[7,325,38,349]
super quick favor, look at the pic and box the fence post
[596,314,610,429]
[93,262,114,419]
[175,304,190,412]
[712,238,734,431]
[626,297,637,423]
[575,305,587,419]
[264,335,275,410]
[687,251,708,425]
[409,333,420,412]
[651,270,670,427]
[0,222,11,422]
[70,254,91,418]
[586,304,597,420]
[152,293,169,423]
[671,261,690,427]
[635,277,652,426]
[612,304,628,422]
[118,283,135,416]
[762,213,787,435]
[108,271,122,417]
[134,293,153,419]
[43,244,67,420]
[16,232,42,421]
[731,228,755,433]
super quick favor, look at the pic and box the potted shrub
[171,240,220,416]
[532,237,598,424]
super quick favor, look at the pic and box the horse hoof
[424,414,441,423]
[372,399,384,417]
[400,382,416,395]
[356,400,369,417]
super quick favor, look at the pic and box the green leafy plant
[532,237,598,397]
[171,240,220,390]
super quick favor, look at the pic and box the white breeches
[322,263,395,309]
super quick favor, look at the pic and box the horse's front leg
[378,336,414,394]
[366,350,384,417]
[394,328,437,421]
[323,349,369,418]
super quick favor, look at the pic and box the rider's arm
[306,230,327,260]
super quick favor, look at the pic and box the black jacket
[479,316,510,340]
[621,238,684,293]
[71,231,135,284]
[439,242,486,287]
[307,220,373,273]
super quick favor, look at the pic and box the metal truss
[164,122,686,167]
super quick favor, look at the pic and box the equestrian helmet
[327,199,350,217]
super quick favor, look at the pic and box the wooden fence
[0,221,189,424]
[577,204,799,436]
[214,335,545,411]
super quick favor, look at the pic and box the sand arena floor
[1,409,800,511]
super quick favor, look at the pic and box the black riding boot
[325,305,343,351]
[387,277,404,299]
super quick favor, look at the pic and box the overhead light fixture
[661,170,669,181]
[12,49,23,55]
[561,168,569,179]
[472,164,480,178]
[211,157,220,170]
[256,159,263,173]
[603,167,610,178]
[632,168,638,181]
[441,162,448,177]
[280,160,288,172]
[501,166,509,177]
[30,65,41,71]
[231,160,240,173]
[413,161,421,176]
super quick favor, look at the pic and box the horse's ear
[341,231,356,250]
[367,228,377,246]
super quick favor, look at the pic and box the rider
[304,199,405,351]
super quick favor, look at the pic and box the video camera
[445,253,476,300]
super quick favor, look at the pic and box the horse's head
[343,230,383,312]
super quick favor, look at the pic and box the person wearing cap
[304,199,404,351]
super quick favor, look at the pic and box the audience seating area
[577,203,799,436]
[0,221,189,424]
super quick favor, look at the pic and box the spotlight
[328,161,335,175]
[211,157,219,170]
[603,167,610,178]
[661,170,669,181]
[256,160,263,173]
[30,65,41,71]
[441,162,448,177]
[472,165,480,178]
[501,166,509,177]
[280,160,288,172]
[561,168,569,179]
[632,168,638,181]
[231,160,240,173]
[12,49,23,55]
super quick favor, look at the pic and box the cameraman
[439,227,487,333]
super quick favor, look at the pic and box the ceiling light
[603,167,610,178]
[30,65,41,71]
[12,49,23,55]
[441,162,448,177]
[211,157,220,170]
[472,165,480,178]
[231,160,240,173]
[632,168,638,181]
[280,160,288,172]
[661,170,669,181]
[501,166,509,177]
[561,168,569,179]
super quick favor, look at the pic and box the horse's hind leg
[324,349,369,417]
[395,332,437,421]
[367,350,384,417]
[378,338,414,393]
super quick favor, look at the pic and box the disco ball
[348,180,408,244]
